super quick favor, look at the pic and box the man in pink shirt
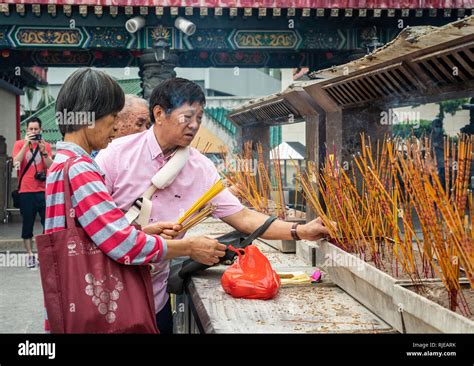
[95,78,330,333]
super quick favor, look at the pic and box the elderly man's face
[154,102,203,148]
[114,100,150,139]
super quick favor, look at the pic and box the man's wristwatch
[41,152,48,157]
[291,223,301,240]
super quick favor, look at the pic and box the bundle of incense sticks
[178,205,216,233]
[297,133,473,316]
[219,142,268,213]
[177,180,225,225]
[269,143,285,219]
[219,142,288,219]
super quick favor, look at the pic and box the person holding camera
[12,117,52,268]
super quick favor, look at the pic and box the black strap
[240,215,277,246]
[31,146,45,175]
[17,145,40,191]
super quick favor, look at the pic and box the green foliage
[437,98,469,120]
[392,119,435,138]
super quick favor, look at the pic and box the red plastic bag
[221,245,280,300]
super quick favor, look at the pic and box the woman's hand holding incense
[143,221,183,239]
[161,222,182,239]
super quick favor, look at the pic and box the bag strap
[125,146,190,225]
[240,215,277,247]
[18,145,40,191]
[62,157,78,230]
[31,146,46,174]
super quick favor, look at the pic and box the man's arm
[221,207,330,241]
[12,139,29,167]
[41,142,53,169]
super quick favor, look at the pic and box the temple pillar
[138,50,178,100]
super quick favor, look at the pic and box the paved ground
[0,265,44,333]
[0,217,46,333]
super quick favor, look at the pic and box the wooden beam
[305,114,325,222]
[325,110,343,161]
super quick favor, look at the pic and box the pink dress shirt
[95,128,244,313]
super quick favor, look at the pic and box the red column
[16,95,20,140]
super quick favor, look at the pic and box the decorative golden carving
[151,26,170,41]
[17,29,81,46]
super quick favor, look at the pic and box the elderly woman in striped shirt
[43,68,226,332]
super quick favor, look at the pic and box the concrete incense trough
[392,281,474,333]
[317,240,403,332]
[315,240,474,333]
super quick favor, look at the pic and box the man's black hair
[26,117,42,129]
[149,77,206,123]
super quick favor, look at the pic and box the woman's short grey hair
[55,68,125,136]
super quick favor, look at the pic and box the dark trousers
[19,192,45,239]
[156,297,173,334]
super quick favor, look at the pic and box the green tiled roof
[270,125,282,148]
[116,78,143,96]
[204,107,238,136]
[204,106,281,147]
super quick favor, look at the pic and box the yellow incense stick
[177,180,225,224]
[178,205,216,233]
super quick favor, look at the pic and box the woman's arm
[69,160,166,265]
[68,160,225,266]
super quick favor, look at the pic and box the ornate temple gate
[0,1,472,93]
